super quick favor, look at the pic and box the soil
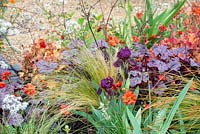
[0,0,194,64]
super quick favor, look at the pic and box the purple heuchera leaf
[117,47,131,60]
[147,59,168,72]
[189,58,199,67]
[153,82,166,96]
[170,47,189,60]
[130,71,148,87]
[61,49,78,58]
[130,71,142,87]
[91,40,108,49]
[142,72,149,83]
[35,60,58,74]
[131,43,149,57]
[167,57,181,71]
[69,40,85,49]
[171,47,189,56]
[8,113,24,126]
[152,45,172,60]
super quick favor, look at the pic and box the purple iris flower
[117,47,131,60]
[100,77,114,89]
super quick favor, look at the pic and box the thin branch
[62,0,66,29]
[104,0,119,39]
[79,0,100,47]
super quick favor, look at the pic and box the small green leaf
[78,18,85,25]
[125,73,130,90]
[96,14,103,21]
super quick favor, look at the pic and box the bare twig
[62,0,66,29]
[79,0,100,47]
[0,6,39,14]
[104,0,119,39]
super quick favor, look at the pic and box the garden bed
[0,0,200,133]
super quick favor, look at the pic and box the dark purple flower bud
[97,88,102,95]
[101,77,114,89]
[113,59,123,67]
[107,88,113,96]
[117,47,131,60]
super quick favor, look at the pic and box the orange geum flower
[9,0,15,4]
[143,104,150,110]
[132,36,140,43]
[159,24,167,32]
[60,104,71,115]
[150,34,157,40]
[2,71,11,80]
[23,83,36,96]
[158,74,167,81]
[190,81,197,90]
[192,2,200,16]
[107,35,119,47]
[122,91,136,105]
[0,82,6,88]
[177,30,183,36]
[136,12,143,20]
[38,39,46,49]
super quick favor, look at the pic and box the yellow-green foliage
[64,48,118,109]
[43,48,118,110]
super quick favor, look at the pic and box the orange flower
[9,0,15,4]
[107,35,119,47]
[132,36,140,43]
[61,35,65,40]
[177,30,183,36]
[112,81,123,91]
[150,34,157,40]
[190,81,197,90]
[158,74,167,81]
[136,12,143,20]
[159,25,167,32]
[23,83,36,96]
[60,104,70,115]
[143,104,150,110]
[116,81,122,88]
[38,39,46,48]
[122,91,136,105]
[2,71,11,80]
[192,2,200,16]
[0,82,6,88]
